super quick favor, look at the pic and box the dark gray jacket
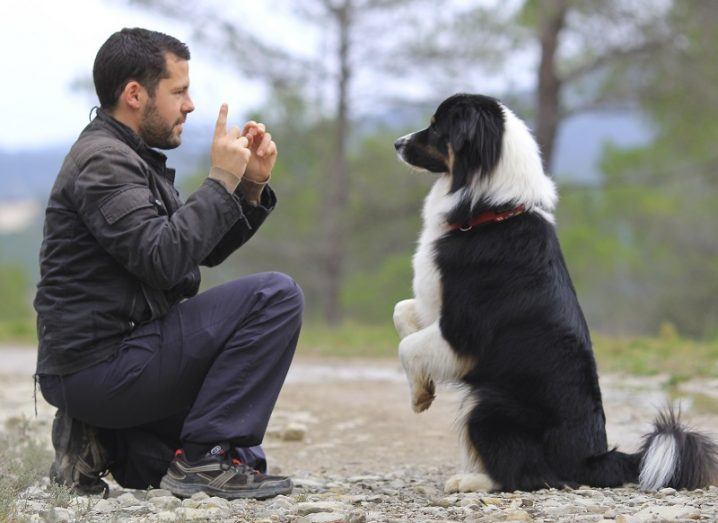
[34,109,275,375]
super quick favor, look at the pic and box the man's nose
[183,96,195,114]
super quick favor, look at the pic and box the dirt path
[2,347,718,522]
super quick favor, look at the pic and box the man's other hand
[241,121,277,183]
[210,104,251,180]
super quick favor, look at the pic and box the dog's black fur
[395,93,718,491]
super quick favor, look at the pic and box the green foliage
[297,321,398,359]
[593,332,718,381]
[0,264,31,322]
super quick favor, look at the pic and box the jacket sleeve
[73,146,245,290]
[201,183,277,267]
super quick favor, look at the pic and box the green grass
[297,321,399,359]
[0,318,37,345]
[593,331,718,380]
[298,321,718,380]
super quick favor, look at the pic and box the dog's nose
[394,138,405,151]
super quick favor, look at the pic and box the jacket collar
[93,108,172,179]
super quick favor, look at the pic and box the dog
[392,93,718,493]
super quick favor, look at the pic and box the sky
[0,0,310,150]
[0,0,530,151]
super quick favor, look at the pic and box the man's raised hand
[210,104,251,180]
[241,120,277,183]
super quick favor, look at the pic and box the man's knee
[261,271,304,314]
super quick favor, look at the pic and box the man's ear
[120,81,145,110]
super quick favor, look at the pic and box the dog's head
[394,94,504,192]
[395,93,556,216]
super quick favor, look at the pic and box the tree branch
[560,36,671,85]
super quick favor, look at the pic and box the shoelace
[231,458,260,475]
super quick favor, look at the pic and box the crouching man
[34,27,303,499]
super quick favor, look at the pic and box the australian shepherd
[392,93,718,492]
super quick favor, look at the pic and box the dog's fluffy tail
[637,407,718,490]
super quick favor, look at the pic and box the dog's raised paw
[411,380,435,413]
[444,473,494,493]
[393,299,420,339]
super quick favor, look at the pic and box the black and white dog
[393,93,718,493]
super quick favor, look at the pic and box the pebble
[304,513,348,523]
[282,422,308,441]
[150,495,182,510]
[51,507,74,522]
[296,501,348,515]
[117,492,140,507]
[92,498,116,513]
[199,496,230,510]
[146,488,173,499]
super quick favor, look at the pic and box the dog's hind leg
[445,390,498,493]
[398,321,471,413]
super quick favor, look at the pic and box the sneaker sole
[159,475,293,500]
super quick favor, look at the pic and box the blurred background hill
[0,0,716,372]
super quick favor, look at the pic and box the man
[34,27,303,500]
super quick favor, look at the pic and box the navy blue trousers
[39,272,303,488]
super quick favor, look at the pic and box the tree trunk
[322,0,352,324]
[535,0,567,173]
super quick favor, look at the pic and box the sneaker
[49,409,111,497]
[159,447,293,499]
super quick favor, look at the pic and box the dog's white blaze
[468,104,558,224]
[412,176,456,327]
[639,434,678,490]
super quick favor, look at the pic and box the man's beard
[139,99,183,150]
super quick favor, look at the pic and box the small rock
[270,495,294,510]
[200,496,230,511]
[295,478,326,490]
[146,488,173,499]
[51,507,74,522]
[92,498,116,514]
[117,492,140,507]
[305,513,348,523]
[347,475,384,483]
[190,491,210,501]
[176,507,224,520]
[150,495,182,510]
[282,422,308,441]
[658,487,677,496]
[631,504,700,521]
[296,501,348,515]
[499,509,532,521]
[156,510,178,522]
[181,497,202,508]
[347,509,366,523]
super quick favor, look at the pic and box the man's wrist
[239,177,268,206]
[208,166,242,193]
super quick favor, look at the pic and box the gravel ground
[2,346,718,522]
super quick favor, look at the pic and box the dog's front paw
[393,299,420,339]
[411,379,435,413]
[444,473,495,493]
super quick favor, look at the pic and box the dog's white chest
[412,177,454,327]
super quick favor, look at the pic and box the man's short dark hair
[93,28,190,110]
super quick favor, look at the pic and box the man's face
[139,53,194,149]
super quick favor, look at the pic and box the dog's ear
[448,106,503,193]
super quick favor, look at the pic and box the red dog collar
[449,205,526,231]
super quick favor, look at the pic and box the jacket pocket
[99,186,154,225]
